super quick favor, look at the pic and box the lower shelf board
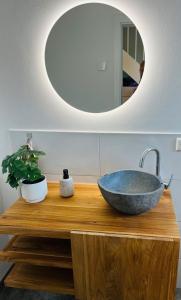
[4,263,74,295]
[0,236,72,269]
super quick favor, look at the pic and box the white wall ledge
[8,129,181,135]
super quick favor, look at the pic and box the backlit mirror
[45,3,145,113]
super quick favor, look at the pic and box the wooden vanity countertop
[0,183,179,240]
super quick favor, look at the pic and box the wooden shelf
[5,263,74,295]
[0,236,72,269]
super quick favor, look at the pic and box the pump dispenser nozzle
[63,169,69,179]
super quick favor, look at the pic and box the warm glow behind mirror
[45,3,145,113]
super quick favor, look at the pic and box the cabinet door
[71,231,179,300]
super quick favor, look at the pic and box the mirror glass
[45,3,145,113]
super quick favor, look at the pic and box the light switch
[97,61,107,71]
[176,138,181,151]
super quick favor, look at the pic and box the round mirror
[45,3,145,113]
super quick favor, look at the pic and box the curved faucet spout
[139,148,160,177]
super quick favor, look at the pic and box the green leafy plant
[1,145,45,189]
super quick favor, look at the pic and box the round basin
[98,170,164,215]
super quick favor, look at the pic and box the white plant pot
[21,176,48,203]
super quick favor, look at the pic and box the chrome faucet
[139,147,173,189]
[139,148,160,177]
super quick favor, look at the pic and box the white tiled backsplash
[5,130,181,287]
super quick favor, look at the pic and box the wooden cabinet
[71,232,179,300]
[0,183,179,299]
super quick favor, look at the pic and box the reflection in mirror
[45,3,145,113]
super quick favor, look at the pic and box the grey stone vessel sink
[98,170,164,215]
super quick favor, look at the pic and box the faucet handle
[164,174,173,189]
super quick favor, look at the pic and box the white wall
[0,0,181,132]
[0,0,181,287]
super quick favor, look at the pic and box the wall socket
[176,137,181,151]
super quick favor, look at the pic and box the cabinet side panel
[167,239,180,300]
[71,233,88,300]
[71,232,179,300]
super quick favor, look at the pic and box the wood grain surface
[0,183,179,240]
[71,231,179,300]
[5,263,74,295]
[0,236,72,268]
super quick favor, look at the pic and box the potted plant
[1,144,48,203]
